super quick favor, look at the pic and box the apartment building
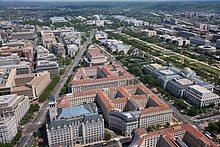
[68,64,135,93]
[129,123,217,147]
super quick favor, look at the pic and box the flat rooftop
[189,85,210,94]
[0,94,17,105]
[174,78,194,86]
[159,69,175,75]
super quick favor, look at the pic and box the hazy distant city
[0,1,220,147]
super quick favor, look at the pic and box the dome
[182,67,192,76]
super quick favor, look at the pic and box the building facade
[129,123,217,147]
[47,102,104,147]
[0,94,30,125]
[58,84,173,137]
[68,64,135,93]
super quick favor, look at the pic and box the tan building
[141,29,157,37]
[12,71,51,100]
[0,68,50,100]
[129,123,217,147]
[58,84,173,137]
[68,64,135,93]
[83,47,108,66]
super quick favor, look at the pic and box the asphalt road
[53,30,95,100]
[17,101,48,147]
[17,30,95,147]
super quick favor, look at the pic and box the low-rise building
[51,43,65,56]
[185,85,220,107]
[95,31,108,41]
[12,71,50,100]
[143,64,217,106]
[36,60,59,76]
[129,123,217,147]
[189,37,210,45]
[157,35,190,46]
[141,29,157,37]
[83,47,108,66]
[47,102,104,147]
[68,64,135,93]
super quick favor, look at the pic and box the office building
[143,64,217,106]
[216,39,220,49]
[129,123,217,147]
[51,43,65,56]
[50,17,67,24]
[83,47,108,66]
[0,116,17,143]
[189,37,210,45]
[58,84,173,137]
[12,71,50,100]
[141,29,157,37]
[68,64,135,93]
[157,35,190,46]
[185,85,220,107]
[0,94,29,125]
[47,102,104,147]
[36,60,59,76]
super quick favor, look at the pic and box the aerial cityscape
[0,0,220,147]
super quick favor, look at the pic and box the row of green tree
[39,76,60,102]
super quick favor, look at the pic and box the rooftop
[69,64,133,85]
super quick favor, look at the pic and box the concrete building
[0,42,33,63]
[50,17,67,24]
[95,31,108,41]
[58,84,173,137]
[106,39,130,54]
[0,116,17,143]
[68,64,135,93]
[47,102,104,147]
[177,31,198,39]
[189,37,210,45]
[185,85,220,107]
[216,39,220,49]
[0,67,50,100]
[143,64,217,106]
[141,29,157,37]
[129,123,217,147]
[12,71,50,100]
[10,31,34,40]
[83,47,108,66]
[51,43,65,56]
[0,94,30,125]
[0,68,16,95]
[157,35,190,46]
[198,44,216,54]
[36,60,59,75]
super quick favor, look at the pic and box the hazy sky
[3,0,215,1]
